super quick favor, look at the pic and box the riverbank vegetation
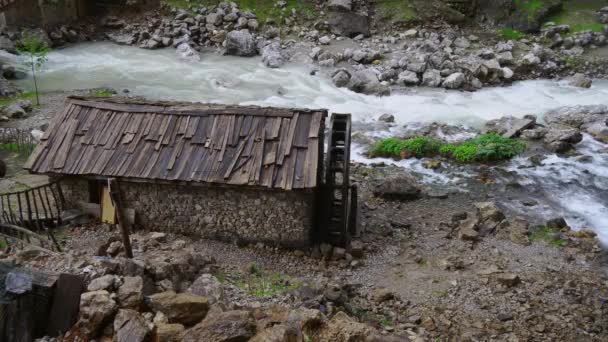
[371,134,526,163]
[546,0,608,33]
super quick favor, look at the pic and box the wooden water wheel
[323,113,357,247]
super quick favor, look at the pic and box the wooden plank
[304,138,319,188]
[308,112,324,138]
[52,118,79,170]
[262,141,278,166]
[294,113,312,148]
[270,117,282,139]
[284,112,299,157]
[167,135,185,170]
[100,184,116,224]
[184,116,199,138]
[293,148,307,189]
[223,140,246,179]
[46,274,85,337]
[275,118,290,166]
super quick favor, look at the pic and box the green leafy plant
[17,34,50,106]
[90,89,115,97]
[372,134,526,163]
[237,266,301,297]
[529,226,567,247]
[500,28,526,40]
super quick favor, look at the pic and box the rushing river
[9,42,608,244]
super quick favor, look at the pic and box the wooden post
[107,178,133,258]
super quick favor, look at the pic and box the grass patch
[0,143,36,157]
[235,262,301,297]
[546,0,608,33]
[375,0,417,23]
[0,92,37,107]
[89,89,115,97]
[529,226,567,247]
[163,0,317,23]
[500,28,526,40]
[418,259,428,267]
[371,133,526,163]
[0,238,7,250]
[515,0,547,15]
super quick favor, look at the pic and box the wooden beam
[107,178,133,258]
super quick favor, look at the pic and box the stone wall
[60,177,316,247]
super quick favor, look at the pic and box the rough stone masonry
[60,177,315,247]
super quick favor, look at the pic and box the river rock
[262,42,285,68]
[327,11,370,38]
[584,120,608,143]
[332,69,351,87]
[347,69,389,95]
[544,128,583,152]
[442,72,465,89]
[181,310,257,342]
[421,69,442,87]
[398,70,420,85]
[157,323,186,342]
[176,43,200,62]
[373,174,421,201]
[327,0,352,12]
[146,291,209,326]
[569,73,592,88]
[114,309,150,342]
[87,274,118,291]
[250,324,301,342]
[107,32,137,45]
[3,103,27,119]
[483,115,536,138]
[0,36,16,53]
[544,105,608,128]
[223,29,257,57]
[378,113,395,123]
[0,76,18,97]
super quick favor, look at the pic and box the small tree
[17,34,49,106]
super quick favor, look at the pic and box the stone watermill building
[25,96,355,247]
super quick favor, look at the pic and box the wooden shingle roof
[25,97,327,190]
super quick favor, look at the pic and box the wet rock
[458,219,480,241]
[118,276,144,309]
[76,290,118,338]
[584,120,608,143]
[483,115,536,138]
[497,218,530,246]
[373,174,422,201]
[347,69,389,96]
[107,32,137,45]
[182,310,256,342]
[332,69,351,87]
[569,73,592,88]
[223,29,257,57]
[146,291,209,326]
[0,76,18,97]
[176,43,201,62]
[442,72,465,89]
[187,274,224,305]
[546,217,569,230]
[113,309,150,342]
[378,113,395,123]
[544,105,608,128]
[261,42,285,68]
[475,202,506,236]
[6,272,33,294]
[544,128,583,152]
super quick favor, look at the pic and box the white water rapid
[12,42,608,244]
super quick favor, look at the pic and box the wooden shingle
[26,97,327,190]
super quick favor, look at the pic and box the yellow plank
[101,185,116,224]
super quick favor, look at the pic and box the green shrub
[372,133,526,163]
[500,28,526,40]
[529,226,567,247]
[372,137,442,158]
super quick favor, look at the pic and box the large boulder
[347,69,389,95]
[223,30,257,57]
[250,324,301,342]
[398,70,420,86]
[117,276,144,309]
[475,202,506,236]
[584,120,608,143]
[332,69,351,87]
[568,73,592,88]
[187,274,224,305]
[327,0,352,12]
[176,43,201,62]
[156,323,186,342]
[421,69,442,87]
[76,290,118,338]
[261,42,285,68]
[442,72,465,89]
[181,310,257,342]
[482,115,536,138]
[317,311,372,341]
[327,11,370,38]
[373,174,421,201]
[544,105,608,128]
[146,291,209,326]
[113,309,150,342]
[543,128,583,152]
